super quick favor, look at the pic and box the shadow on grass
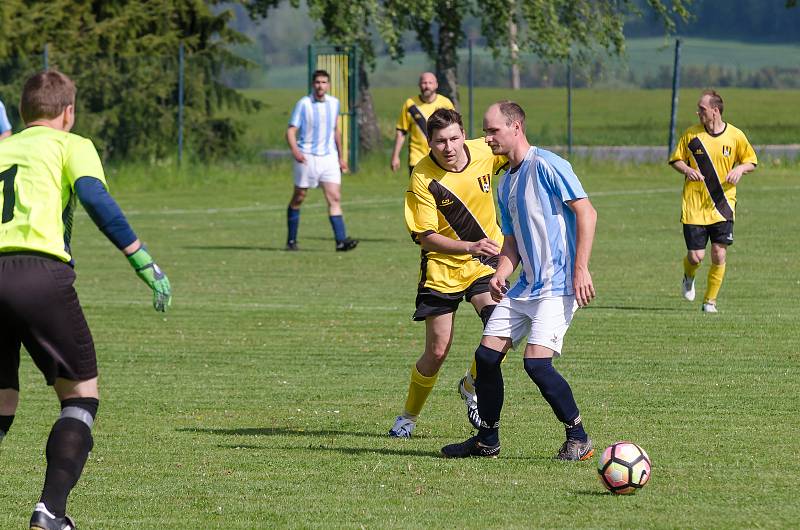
[574,489,614,496]
[183,245,325,253]
[303,236,401,243]
[216,443,438,458]
[586,305,682,312]
[177,426,386,438]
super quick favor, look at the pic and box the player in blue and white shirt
[285,69,357,252]
[0,98,12,140]
[442,101,598,462]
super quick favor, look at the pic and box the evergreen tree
[0,0,255,161]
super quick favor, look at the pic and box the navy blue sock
[475,344,505,446]
[523,357,587,441]
[329,215,347,242]
[287,207,300,243]
[0,414,13,438]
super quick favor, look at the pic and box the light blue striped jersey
[497,146,588,300]
[0,100,10,134]
[288,94,340,156]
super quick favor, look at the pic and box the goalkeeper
[0,70,171,530]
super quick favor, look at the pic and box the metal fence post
[566,59,573,157]
[43,44,49,70]
[468,39,474,138]
[668,38,682,155]
[178,42,184,166]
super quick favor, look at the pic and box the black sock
[523,358,587,442]
[475,344,505,446]
[40,398,98,517]
[0,414,14,439]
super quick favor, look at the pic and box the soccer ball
[597,441,651,495]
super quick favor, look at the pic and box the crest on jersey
[477,174,491,193]
[722,145,732,157]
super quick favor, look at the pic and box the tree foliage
[381,0,691,106]
[0,0,255,161]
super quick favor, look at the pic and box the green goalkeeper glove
[127,246,172,312]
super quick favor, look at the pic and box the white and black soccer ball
[597,441,651,495]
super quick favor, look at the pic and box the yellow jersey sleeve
[669,129,691,164]
[735,130,758,166]
[404,169,437,242]
[64,137,107,189]
[396,99,413,132]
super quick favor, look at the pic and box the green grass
[235,87,800,152]
[1,157,799,528]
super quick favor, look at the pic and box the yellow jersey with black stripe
[0,126,107,262]
[405,139,508,293]
[669,123,757,225]
[395,94,455,168]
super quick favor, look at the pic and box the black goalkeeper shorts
[0,253,97,389]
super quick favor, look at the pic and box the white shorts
[293,153,341,188]
[483,295,579,355]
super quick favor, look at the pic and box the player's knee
[475,344,503,371]
[479,304,497,328]
[688,251,703,265]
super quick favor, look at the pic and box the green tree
[382,0,691,107]
[0,0,254,161]
[242,0,384,153]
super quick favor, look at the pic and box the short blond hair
[20,70,76,124]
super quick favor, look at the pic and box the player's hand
[683,167,704,181]
[489,275,508,302]
[127,246,172,312]
[340,157,349,173]
[390,156,400,172]
[293,151,306,164]
[465,238,501,257]
[725,166,744,184]
[573,266,595,308]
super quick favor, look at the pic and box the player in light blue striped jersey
[285,69,357,252]
[442,101,597,461]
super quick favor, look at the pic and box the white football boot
[681,276,696,301]
[701,302,718,313]
[388,416,416,438]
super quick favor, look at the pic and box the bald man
[391,72,455,175]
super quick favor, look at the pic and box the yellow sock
[683,256,701,278]
[460,358,478,394]
[402,364,439,419]
[704,263,726,304]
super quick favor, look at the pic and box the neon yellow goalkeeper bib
[0,126,107,262]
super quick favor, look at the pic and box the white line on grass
[84,300,403,312]
[118,185,800,217]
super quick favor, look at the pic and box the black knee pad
[479,304,497,328]
[475,344,504,370]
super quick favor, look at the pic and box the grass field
[1,157,798,528]
[236,87,800,154]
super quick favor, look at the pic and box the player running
[669,90,757,313]
[389,108,508,438]
[0,70,171,530]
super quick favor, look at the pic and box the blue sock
[329,215,347,242]
[523,357,587,442]
[475,344,505,446]
[287,207,300,243]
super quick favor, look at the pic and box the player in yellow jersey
[0,71,171,530]
[669,90,757,313]
[390,72,455,175]
[389,109,508,438]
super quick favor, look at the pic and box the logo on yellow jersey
[440,198,453,207]
[722,145,731,157]
[477,174,491,193]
